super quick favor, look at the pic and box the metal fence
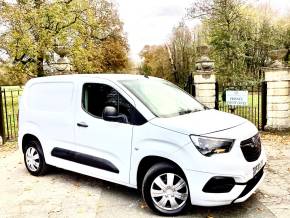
[216,82,267,130]
[0,87,23,143]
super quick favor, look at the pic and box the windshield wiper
[178,109,201,115]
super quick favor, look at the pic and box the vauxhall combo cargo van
[18,74,266,215]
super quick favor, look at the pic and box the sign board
[226,90,248,106]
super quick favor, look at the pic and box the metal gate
[215,82,267,130]
[184,75,267,130]
[0,87,23,143]
[184,73,196,97]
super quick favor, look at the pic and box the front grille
[240,133,261,162]
[237,167,264,199]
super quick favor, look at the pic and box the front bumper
[185,161,266,206]
[232,165,265,203]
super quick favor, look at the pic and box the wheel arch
[22,133,41,153]
[136,155,187,190]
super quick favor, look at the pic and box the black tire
[23,139,48,176]
[142,162,190,216]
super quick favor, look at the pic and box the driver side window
[82,83,146,125]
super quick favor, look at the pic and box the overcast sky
[116,0,290,63]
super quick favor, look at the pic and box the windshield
[120,78,205,118]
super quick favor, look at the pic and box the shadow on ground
[47,167,275,218]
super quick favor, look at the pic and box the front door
[74,81,134,184]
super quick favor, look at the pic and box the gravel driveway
[0,133,289,218]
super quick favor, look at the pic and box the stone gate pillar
[194,72,216,109]
[194,45,216,109]
[264,50,290,130]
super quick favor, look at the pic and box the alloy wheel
[150,173,188,211]
[25,147,40,172]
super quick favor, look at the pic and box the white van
[18,74,266,215]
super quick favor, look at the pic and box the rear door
[72,79,134,184]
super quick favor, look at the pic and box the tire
[23,139,48,176]
[142,162,190,216]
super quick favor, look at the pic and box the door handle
[77,122,88,128]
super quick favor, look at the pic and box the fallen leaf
[48,207,62,214]
[140,202,148,209]
[24,187,32,191]
[74,183,80,187]
[77,208,84,213]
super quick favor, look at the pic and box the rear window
[27,82,73,112]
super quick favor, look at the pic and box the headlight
[190,135,234,156]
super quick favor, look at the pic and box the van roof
[27,73,158,83]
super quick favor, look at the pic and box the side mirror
[102,106,128,123]
[102,106,118,122]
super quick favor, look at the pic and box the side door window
[82,83,146,125]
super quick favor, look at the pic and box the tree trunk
[37,57,45,77]
[165,44,179,84]
[285,48,290,64]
